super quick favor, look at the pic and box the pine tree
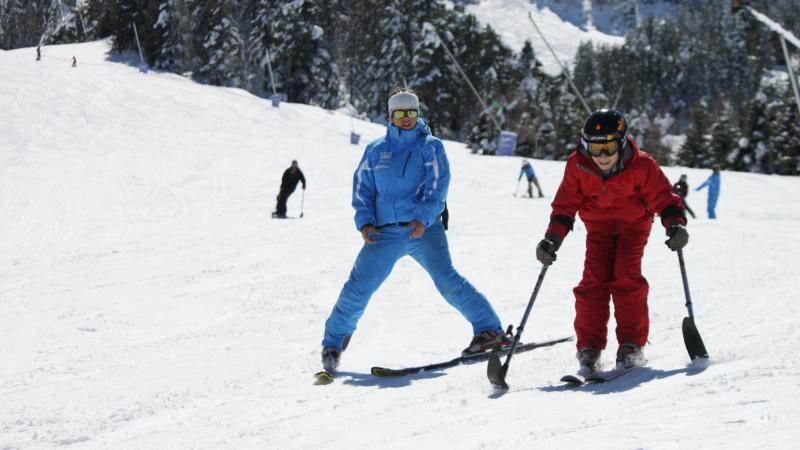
[264,0,340,106]
[153,0,189,73]
[767,93,800,175]
[517,40,537,75]
[351,0,409,119]
[247,0,278,95]
[108,0,158,53]
[2,0,47,49]
[677,99,712,168]
[709,98,740,170]
[303,1,341,108]
[406,1,457,135]
[0,5,4,48]
[736,89,771,172]
[192,0,245,87]
[81,0,113,41]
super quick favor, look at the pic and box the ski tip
[313,371,334,385]
[559,374,585,386]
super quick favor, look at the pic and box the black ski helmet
[582,109,628,144]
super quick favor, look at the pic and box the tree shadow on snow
[535,364,709,394]
[337,370,447,389]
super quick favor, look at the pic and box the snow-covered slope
[466,0,679,75]
[2,40,799,449]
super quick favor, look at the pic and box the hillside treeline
[1,0,798,174]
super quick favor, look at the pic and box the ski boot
[462,328,511,357]
[616,342,646,369]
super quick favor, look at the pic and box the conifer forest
[2,0,798,174]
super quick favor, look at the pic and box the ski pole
[300,189,305,218]
[513,178,521,197]
[677,249,708,361]
[487,264,549,389]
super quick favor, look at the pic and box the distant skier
[535,109,688,377]
[318,87,508,379]
[36,46,41,61]
[695,164,721,219]
[272,160,305,219]
[518,159,544,198]
[72,56,77,67]
[672,174,696,219]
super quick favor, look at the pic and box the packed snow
[2,40,800,449]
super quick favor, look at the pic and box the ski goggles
[392,109,419,119]
[585,140,620,157]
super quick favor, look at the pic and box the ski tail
[313,370,334,385]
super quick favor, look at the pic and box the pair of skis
[313,336,573,385]
[560,366,640,386]
[488,249,708,390]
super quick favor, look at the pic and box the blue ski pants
[706,191,719,219]
[322,220,502,351]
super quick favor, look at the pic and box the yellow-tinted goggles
[586,140,620,157]
[392,109,419,119]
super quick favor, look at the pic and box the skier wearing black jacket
[672,174,696,219]
[273,160,305,218]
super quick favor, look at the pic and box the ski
[559,365,600,386]
[584,366,640,383]
[560,374,586,386]
[371,336,572,378]
[313,370,334,385]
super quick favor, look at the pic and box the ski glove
[536,234,562,265]
[665,223,689,251]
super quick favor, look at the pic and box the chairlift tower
[733,1,800,117]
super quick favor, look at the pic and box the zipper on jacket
[577,162,607,192]
[402,152,411,177]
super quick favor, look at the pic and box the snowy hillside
[466,0,678,74]
[2,40,800,449]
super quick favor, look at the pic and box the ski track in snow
[1,39,800,449]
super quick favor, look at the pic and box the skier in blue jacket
[319,88,508,375]
[695,164,721,219]
[518,159,544,198]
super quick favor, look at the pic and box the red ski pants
[573,218,652,350]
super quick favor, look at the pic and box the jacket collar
[387,118,431,146]
[575,136,638,178]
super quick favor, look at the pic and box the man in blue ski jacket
[518,159,544,198]
[319,88,508,374]
[695,164,721,219]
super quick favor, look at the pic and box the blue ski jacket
[519,165,535,181]
[352,118,450,231]
[695,172,721,199]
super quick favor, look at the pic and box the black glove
[665,223,689,251]
[536,234,562,265]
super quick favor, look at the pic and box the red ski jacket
[546,137,685,240]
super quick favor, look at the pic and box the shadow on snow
[534,363,710,394]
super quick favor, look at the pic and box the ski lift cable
[612,85,624,110]
[432,29,502,130]
[526,11,592,114]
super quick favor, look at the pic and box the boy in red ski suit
[536,109,689,373]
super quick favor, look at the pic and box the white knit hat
[387,91,420,115]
